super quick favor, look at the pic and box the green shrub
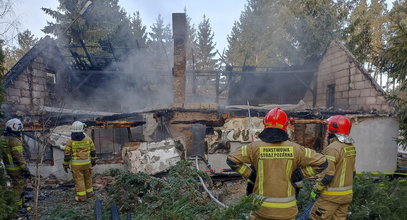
[297,174,407,220]
[107,160,261,219]
[0,161,18,220]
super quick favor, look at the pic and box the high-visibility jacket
[317,140,356,204]
[227,140,327,219]
[64,136,96,167]
[0,136,27,172]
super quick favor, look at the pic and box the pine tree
[129,12,148,49]
[3,30,38,73]
[226,0,355,66]
[42,0,133,59]
[195,15,218,70]
[185,9,197,69]
[149,14,173,68]
[345,0,388,78]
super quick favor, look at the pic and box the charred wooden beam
[79,39,96,67]
[85,120,145,128]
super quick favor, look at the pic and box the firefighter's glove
[310,190,319,200]
[311,184,324,200]
[22,168,32,180]
[63,164,70,173]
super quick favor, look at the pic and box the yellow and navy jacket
[227,140,327,219]
[64,136,96,167]
[0,136,27,172]
[316,140,356,204]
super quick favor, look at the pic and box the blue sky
[10,0,247,53]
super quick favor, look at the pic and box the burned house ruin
[2,13,399,180]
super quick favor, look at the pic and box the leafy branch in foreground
[106,160,261,220]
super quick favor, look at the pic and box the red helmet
[263,108,288,131]
[327,115,352,135]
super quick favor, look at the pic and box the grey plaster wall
[351,116,398,173]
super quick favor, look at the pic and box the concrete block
[20,97,32,105]
[351,74,363,82]
[364,81,373,88]
[7,88,21,96]
[331,66,349,77]
[371,89,380,96]
[337,84,348,92]
[33,84,45,91]
[329,54,348,66]
[32,91,46,98]
[349,90,361,97]
[366,97,377,105]
[377,96,386,104]
[336,98,348,108]
[338,77,349,85]
[357,97,367,104]
[13,81,29,89]
[341,91,349,99]
[355,81,365,90]
[7,95,20,103]
[349,97,358,105]
[360,89,371,97]
[123,138,184,175]
[21,90,30,97]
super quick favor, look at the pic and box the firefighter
[309,115,356,220]
[63,121,97,201]
[0,118,31,210]
[227,108,328,220]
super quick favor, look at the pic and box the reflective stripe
[256,195,296,203]
[7,154,13,164]
[86,187,94,193]
[258,160,264,196]
[241,145,248,157]
[72,141,92,148]
[5,164,21,171]
[262,200,297,208]
[340,158,347,187]
[306,166,315,176]
[326,155,336,162]
[12,145,23,152]
[247,179,254,184]
[322,189,353,196]
[326,185,353,191]
[71,159,91,165]
[77,191,86,196]
[304,148,312,158]
[264,123,284,128]
[286,160,293,196]
[238,164,248,175]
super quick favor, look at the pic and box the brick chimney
[172,13,186,104]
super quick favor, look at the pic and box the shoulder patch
[343,146,356,157]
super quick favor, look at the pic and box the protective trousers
[71,164,93,201]
[309,196,349,220]
[250,211,295,220]
[7,170,26,208]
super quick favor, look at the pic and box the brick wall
[303,41,390,112]
[4,45,68,116]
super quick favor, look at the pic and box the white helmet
[71,121,84,132]
[6,118,23,132]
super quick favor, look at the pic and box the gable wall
[4,46,69,116]
[303,41,390,112]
